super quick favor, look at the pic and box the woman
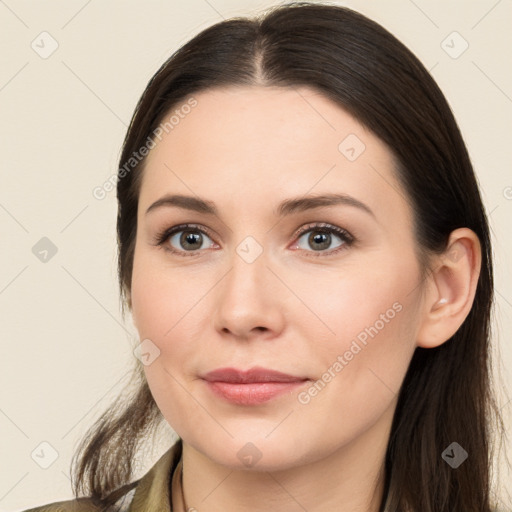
[24,2,507,511]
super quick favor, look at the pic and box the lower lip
[204,380,307,405]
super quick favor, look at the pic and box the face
[130,85,425,471]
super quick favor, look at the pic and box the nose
[212,247,286,341]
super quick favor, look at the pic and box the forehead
[145,85,377,170]
[138,85,409,227]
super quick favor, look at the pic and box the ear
[416,228,482,348]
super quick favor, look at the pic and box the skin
[130,85,481,512]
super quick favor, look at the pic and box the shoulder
[20,497,105,512]
[20,483,137,512]
[21,439,183,512]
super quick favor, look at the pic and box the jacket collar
[128,439,183,511]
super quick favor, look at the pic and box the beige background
[1,0,511,510]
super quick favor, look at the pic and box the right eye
[154,224,218,256]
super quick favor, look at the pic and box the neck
[173,407,392,512]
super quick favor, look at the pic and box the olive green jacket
[22,440,183,512]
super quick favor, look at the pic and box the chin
[189,432,319,472]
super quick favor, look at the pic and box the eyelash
[153,222,355,258]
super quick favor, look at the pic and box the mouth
[201,366,310,405]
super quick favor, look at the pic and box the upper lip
[202,366,308,384]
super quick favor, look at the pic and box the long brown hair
[71,2,508,510]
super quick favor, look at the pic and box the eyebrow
[145,193,375,219]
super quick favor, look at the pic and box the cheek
[131,254,210,434]
[130,251,212,388]
[285,262,420,459]
[293,260,417,348]
[130,248,199,340]
[291,256,420,390]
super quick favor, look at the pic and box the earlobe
[416,228,482,349]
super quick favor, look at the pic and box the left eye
[293,225,350,254]
[166,227,215,252]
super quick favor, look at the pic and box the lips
[201,366,309,405]
[202,366,307,383]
